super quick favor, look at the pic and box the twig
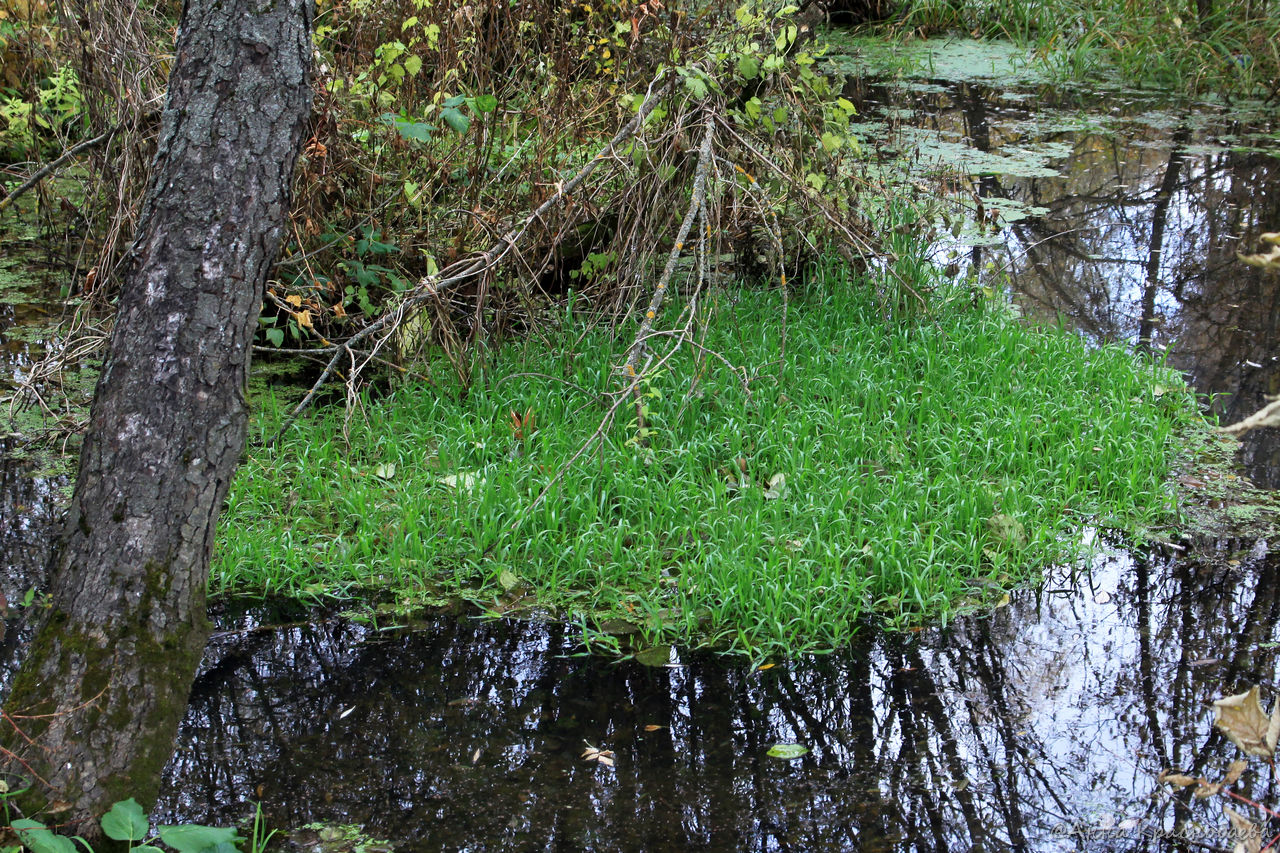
[264,73,677,443]
[622,116,716,379]
[0,127,117,216]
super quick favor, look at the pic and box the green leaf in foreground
[157,824,242,853]
[767,743,809,759]
[441,107,470,134]
[10,821,78,853]
[101,797,149,841]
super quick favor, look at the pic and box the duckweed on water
[214,265,1204,656]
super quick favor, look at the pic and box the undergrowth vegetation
[884,0,1280,97]
[0,0,1228,656]
[215,257,1202,657]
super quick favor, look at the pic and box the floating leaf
[1237,232,1280,271]
[157,825,243,853]
[1223,760,1249,786]
[1212,686,1280,757]
[498,569,520,591]
[756,662,776,671]
[1224,805,1262,853]
[1194,779,1222,798]
[582,743,616,767]
[633,645,672,667]
[643,724,664,732]
[1158,770,1198,786]
[766,743,809,759]
[986,513,1027,548]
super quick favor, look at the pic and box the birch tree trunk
[1,0,312,833]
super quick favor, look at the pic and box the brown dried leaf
[1158,770,1198,786]
[1194,779,1222,798]
[1223,760,1249,786]
[1213,686,1280,757]
[1237,233,1280,272]
[582,742,616,767]
[1224,805,1262,853]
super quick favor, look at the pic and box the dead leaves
[1225,806,1264,853]
[1238,232,1280,272]
[582,743,615,768]
[1213,686,1280,758]
[1159,685,1280,853]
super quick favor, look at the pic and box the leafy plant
[2,797,272,853]
[0,63,86,158]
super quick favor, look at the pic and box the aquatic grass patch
[214,266,1201,656]
[862,0,1279,97]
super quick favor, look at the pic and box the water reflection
[156,540,1278,851]
[848,79,1280,487]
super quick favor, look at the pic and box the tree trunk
[1,0,312,834]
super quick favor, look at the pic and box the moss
[1172,429,1280,543]
[0,558,211,827]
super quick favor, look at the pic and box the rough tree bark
[1,0,312,833]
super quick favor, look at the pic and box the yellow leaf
[1193,779,1221,798]
[295,310,313,329]
[285,293,303,307]
[757,662,775,671]
[1224,806,1262,853]
[643,725,664,732]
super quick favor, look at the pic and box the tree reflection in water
[157,540,1280,852]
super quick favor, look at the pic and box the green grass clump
[214,265,1201,656]
[886,0,1279,98]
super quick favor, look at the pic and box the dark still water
[158,541,1280,851]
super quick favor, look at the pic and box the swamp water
[2,39,1280,852]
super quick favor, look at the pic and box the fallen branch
[1220,395,1280,436]
[0,127,117,216]
[266,72,676,444]
[622,115,716,379]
